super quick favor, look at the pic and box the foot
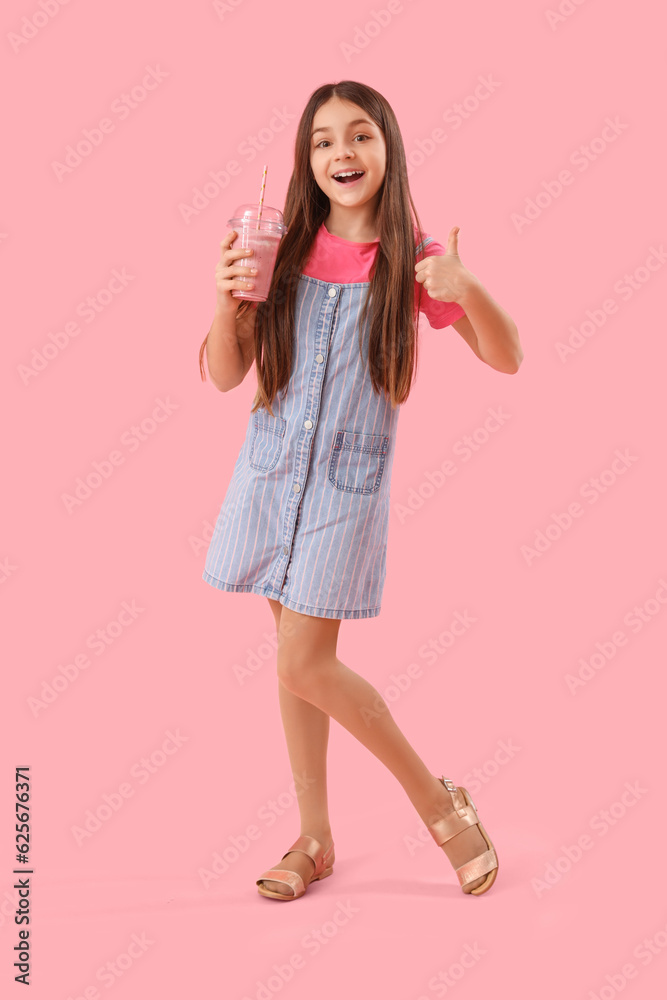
[423,777,490,893]
[258,832,333,898]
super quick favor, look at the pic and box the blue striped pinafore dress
[202,239,437,619]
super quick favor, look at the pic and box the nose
[333,142,355,160]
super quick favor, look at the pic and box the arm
[206,304,257,392]
[452,284,523,374]
[415,226,523,374]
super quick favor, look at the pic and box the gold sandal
[427,777,498,895]
[256,834,335,901]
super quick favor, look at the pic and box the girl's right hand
[215,229,256,313]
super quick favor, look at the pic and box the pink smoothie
[231,230,283,302]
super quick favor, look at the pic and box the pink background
[3,0,665,997]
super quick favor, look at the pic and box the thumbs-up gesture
[414,226,475,303]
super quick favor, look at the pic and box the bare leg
[258,599,334,896]
[274,607,489,893]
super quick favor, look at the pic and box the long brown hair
[198,80,429,415]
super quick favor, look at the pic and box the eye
[315,134,371,149]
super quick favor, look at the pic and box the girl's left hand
[414,226,476,303]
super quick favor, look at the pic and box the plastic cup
[228,204,287,302]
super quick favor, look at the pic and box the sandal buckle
[442,777,457,792]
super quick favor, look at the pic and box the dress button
[328,287,337,297]
[292,483,301,493]
[315,354,324,363]
[304,419,313,429]
[283,546,289,555]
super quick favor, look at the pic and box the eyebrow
[311,118,376,139]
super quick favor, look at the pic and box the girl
[198,81,522,900]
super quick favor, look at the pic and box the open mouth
[332,170,365,185]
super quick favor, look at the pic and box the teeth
[334,170,364,179]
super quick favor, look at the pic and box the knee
[276,652,309,694]
[276,652,328,696]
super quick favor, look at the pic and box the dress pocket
[328,429,389,495]
[249,410,286,471]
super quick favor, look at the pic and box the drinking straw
[255,164,268,230]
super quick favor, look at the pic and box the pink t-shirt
[300,222,466,329]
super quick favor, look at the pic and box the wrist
[215,298,240,319]
[456,273,481,308]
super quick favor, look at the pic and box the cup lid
[228,204,287,232]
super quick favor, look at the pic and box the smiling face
[309,97,387,223]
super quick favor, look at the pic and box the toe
[260,879,292,896]
[462,876,486,894]
[258,851,313,897]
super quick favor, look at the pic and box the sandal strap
[255,868,305,897]
[256,835,335,895]
[282,835,322,865]
[282,835,335,874]
[427,799,480,846]
[455,848,498,888]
